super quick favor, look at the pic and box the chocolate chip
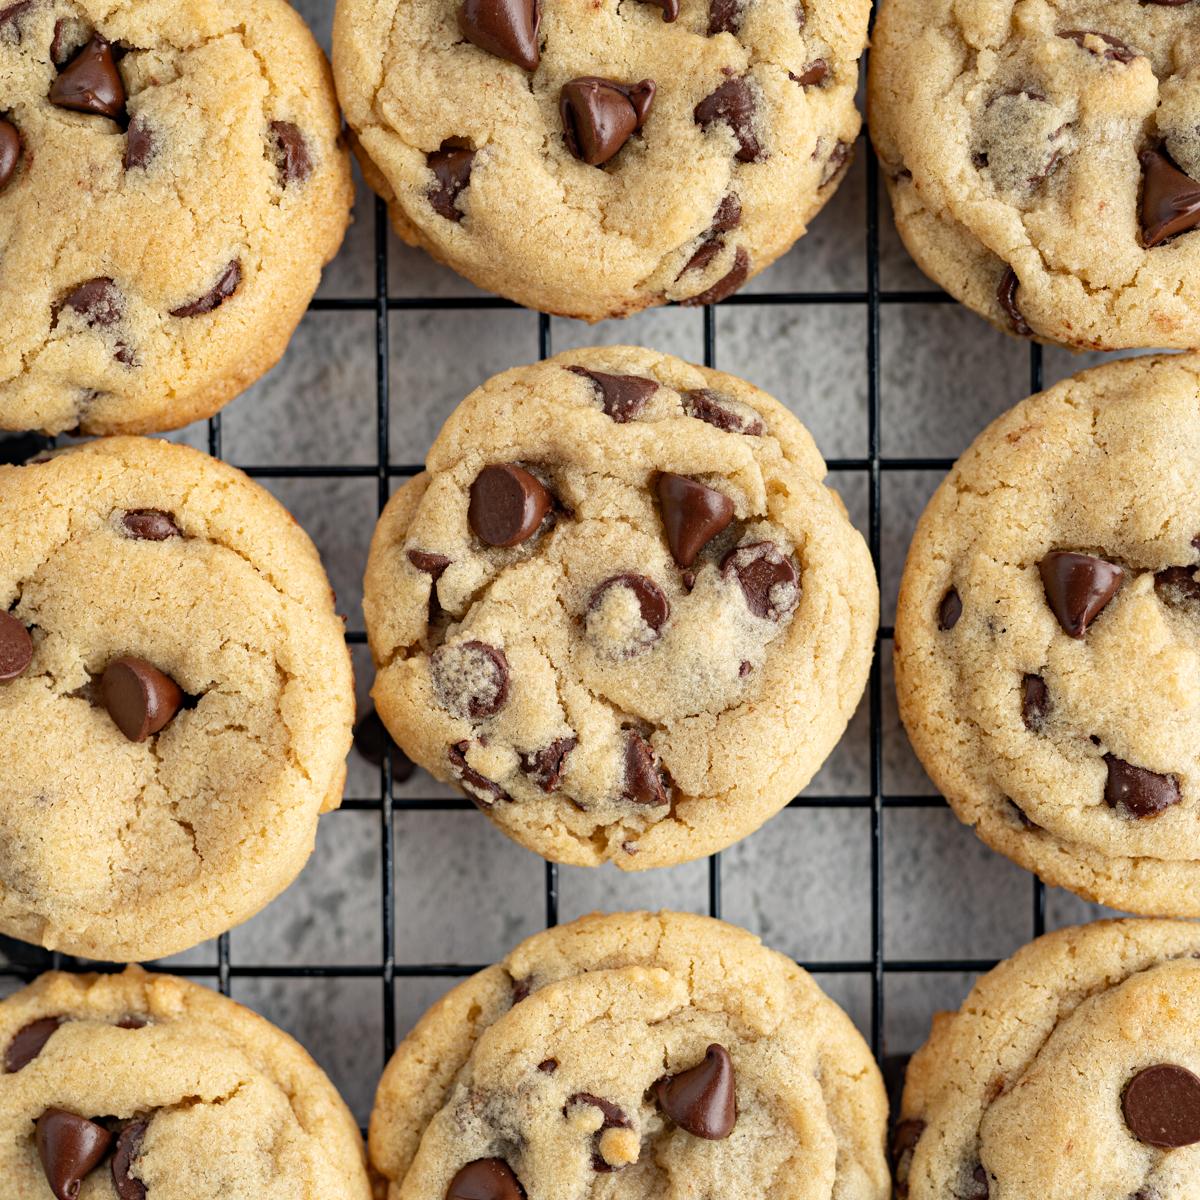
[170,260,241,318]
[1060,29,1137,63]
[0,118,21,191]
[680,246,750,306]
[432,640,510,719]
[1139,148,1200,247]
[49,35,125,119]
[721,541,799,620]
[111,1120,147,1200]
[538,1058,558,1072]
[966,1164,989,1199]
[468,464,552,547]
[997,266,1032,336]
[656,473,734,566]
[653,1044,737,1139]
[681,570,696,593]
[588,574,670,654]
[738,659,751,676]
[1104,755,1181,818]
[791,59,829,86]
[682,388,763,435]
[694,77,761,163]
[0,1,31,35]
[892,1118,924,1199]
[819,140,853,188]
[519,737,577,792]
[123,118,153,170]
[101,656,184,742]
[568,366,658,422]
[122,508,180,540]
[623,732,669,805]
[270,120,311,185]
[707,0,743,34]
[1021,673,1050,731]
[640,0,679,19]
[408,549,452,579]
[457,0,540,71]
[50,17,85,65]
[561,77,655,167]
[5,1016,63,1072]
[1156,564,1200,605]
[353,708,415,782]
[115,1015,148,1029]
[0,611,33,682]
[448,742,510,807]
[427,143,476,221]
[937,587,962,631]
[36,1109,113,1200]
[1123,1064,1200,1147]
[511,977,531,1003]
[1038,551,1124,637]
[62,278,123,327]
[565,1093,632,1171]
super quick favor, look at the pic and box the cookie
[369,910,889,1199]
[0,966,372,1198]
[363,346,877,869]
[894,353,1200,916]
[0,0,353,435]
[0,436,354,960]
[869,0,1200,350]
[331,0,868,320]
[895,918,1200,1199]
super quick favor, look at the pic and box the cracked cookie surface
[369,910,889,1200]
[363,346,877,869]
[331,0,868,320]
[896,919,1200,1200]
[895,353,1200,915]
[0,966,372,1198]
[0,0,353,435]
[869,0,1200,350]
[0,437,354,960]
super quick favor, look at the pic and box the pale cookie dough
[370,910,890,1200]
[363,347,877,869]
[0,0,353,435]
[0,437,354,961]
[869,0,1200,350]
[896,919,1200,1200]
[0,966,372,1199]
[332,0,868,319]
[894,353,1200,916]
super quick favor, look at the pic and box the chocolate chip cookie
[332,0,869,319]
[363,347,877,869]
[0,0,353,435]
[895,919,1200,1200]
[894,353,1200,915]
[0,436,354,960]
[369,911,889,1199]
[870,0,1200,349]
[0,966,372,1198]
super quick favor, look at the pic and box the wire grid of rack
[0,28,1057,1128]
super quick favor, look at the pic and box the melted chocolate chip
[353,709,415,782]
[0,611,33,681]
[680,246,750,305]
[1060,29,1137,62]
[1139,148,1200,247]
[101,656,184,742]
[36,1109,113,1200]
[458,0,540,71]
[587,573,670,653]
[538,1057,558,1072]
[62,278,123,327]
[427,143,477,221]
[122,509,180,540]
[519,736,577,792]
[791,58,829,86]
[656,473,734,567]
[624,732,669,806]
[639,0,679,16]
[819,140,853,187]
[448,741,510,808]
[653,1044,737,1139]
[123,118,153,170]
[1104,755,1181,818]
[0,1,32,34]
[0,118,21,191]
[49,35,125,119]
[469,464,552,547]
[566,1093,632,1171]
[682,388,763,435]
[721,541,799,620]
[5,1016,63,1072]
[432,641,510,720]
[561,77,655,167]
[1021,673,1050,731]
[1038,551,1124,637]
[568,366,658,421]
[937,587,962,631]
[170,260,241,318]
[1156,564,1200,606]
[997,266,1032,336]
[1123,1064,1200,1147]
[111,1120,148,1200]
[408,549,452,578]
[270,120,311,185]
[694,77,761,163]
[965,1165,989,1199]
[446,1158,526,1200]
[707,0,743,34]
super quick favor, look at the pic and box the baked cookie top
[370,910,890,1199]
[332,0,868,320]
[0,0,352,436]
[896,919,1200,1200]
[363,346,877,870]
[870,0,1200,350]
[0,967,372,1199]
[894,353,1200,916]
[0,437,354,961]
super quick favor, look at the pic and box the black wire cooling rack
[0,104,1050,1123]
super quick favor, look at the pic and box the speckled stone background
[0,0,1149,1131]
